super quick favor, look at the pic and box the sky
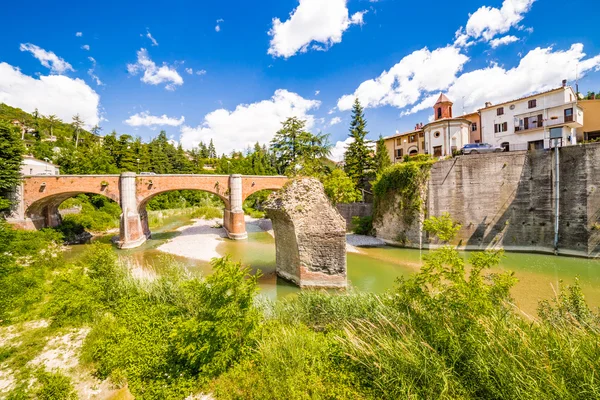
[1,0,599,161]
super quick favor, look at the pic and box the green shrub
[352,215,373,235]
[190,205,224,220]
[35,370,77,400]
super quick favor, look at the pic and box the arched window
[437,107,442,119]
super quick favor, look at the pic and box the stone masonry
[265,178,347,288]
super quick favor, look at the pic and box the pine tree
[374,134,392,175]
[208,139,217,159]
[0,122,25,212]
[344,98,373,190]
[72,114,84,148]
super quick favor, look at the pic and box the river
[63,213,600,315]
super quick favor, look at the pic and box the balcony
[546,113,582,128]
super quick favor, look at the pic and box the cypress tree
[0,122,25,212]
[208,139,217,159]
[344,98,373,190]
[374,134,392,175]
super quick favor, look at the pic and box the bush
[35,370,77,400]
[352,215,373,235]
[190,205,224,220]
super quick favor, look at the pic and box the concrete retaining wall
[375,143,600,258]
[336,203,373,231]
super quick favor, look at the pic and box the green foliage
[372,158,434,226]
[271,117,332,175]
[189,205,224,220]
[34,370,77,400]
[352,215,373,235]
[344,99,374,190]
[0,121,25,212]
[422,212,461,242]
[374,134,392,175]
[322,169,362,204]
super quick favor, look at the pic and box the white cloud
[315,90,320,95]
[81,44,90,51]
[180,89,320,155]
[337,46,469,111]
[87,57,103,86]
[489,35,519,48]
[455,0,535,46]
[185,67,193,75]
[19,43,75,74]
[75,32,82,37]
[146,29,159,46]
[196,69,207,76]
[407,44,600,116]
[127,48,183,90]
[215,18,224,32]
[268,0,367,58]
[329,116,342,126]
[330,137,353,162]
[124,111,185,127]
[0,62,100,127]
[185,68,206,76]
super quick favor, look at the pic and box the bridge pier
[223,174,247,240]
[117,172,147,249]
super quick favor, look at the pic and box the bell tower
[433,93,453,121]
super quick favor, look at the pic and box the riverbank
[155,216,386,261]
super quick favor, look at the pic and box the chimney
[562,79,567,87]
[485,102,492,108]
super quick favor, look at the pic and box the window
[494,122,508,133]
[419,132,424,138]
[409,135,416,143]
[434,131,441,138]
[396,149,403,158]
[528,140,544,151]
[497,107,504,116]
[528,99,537,109]
[471,122,478,132]
[564,108,574,122]
[501,142,510,152]
[437,107,442,119]
[396,138,402,146]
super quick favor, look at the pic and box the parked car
[461,143,504,155]
[139,172,157,175]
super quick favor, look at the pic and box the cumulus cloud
[215,18,224,32]
[185,67,193,75]
[81,44,90,51]
[127,48,183,90]
[455,0,535,46]
[75,32,82,37]
[124,111,185,127]
[337,46,469,111]
[196,69,207,76]
[406,44,600,116]
[268,0,367,58]
[489,35,520,48]
[330,137,352,162]
[0,62,100,127]
[329,116,342,126]
[19,43,74,74]
[87,57,103,86]
[180,89,320,155]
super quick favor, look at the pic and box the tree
[344,99,374,190]
[0,122,25,212]
[374,134,392,175]
[208,139,217,159]
[72,114,84,148]
[46,114,61,137]
[322,169,362,204]
[91,125,103,137]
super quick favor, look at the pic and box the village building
[21,156,60,176]
[577,99,600,141]
[423,94,474,157]
[479,82,583,151]
[383,125,425,164]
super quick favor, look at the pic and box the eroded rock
[265,178,347,288]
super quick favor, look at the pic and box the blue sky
[1,0,599,160]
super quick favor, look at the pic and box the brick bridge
[8,173,288,249]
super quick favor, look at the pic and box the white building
[423,94,474,157]
[21,156,60,176]
[479,84,583,151]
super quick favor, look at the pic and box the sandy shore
[156,217,385,261]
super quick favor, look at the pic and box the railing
[546,115,574,127]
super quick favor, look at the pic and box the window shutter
[538,114,543,128]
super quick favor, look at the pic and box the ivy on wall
[372,155,435,227]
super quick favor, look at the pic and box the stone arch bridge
[8,173,288,249]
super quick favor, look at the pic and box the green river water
[63,214,600,315]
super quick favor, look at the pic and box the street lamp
[136,158,140,174]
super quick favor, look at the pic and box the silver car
[461,143,504,155]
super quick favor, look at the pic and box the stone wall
[375,143,600,258]
[336,203,373,231]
